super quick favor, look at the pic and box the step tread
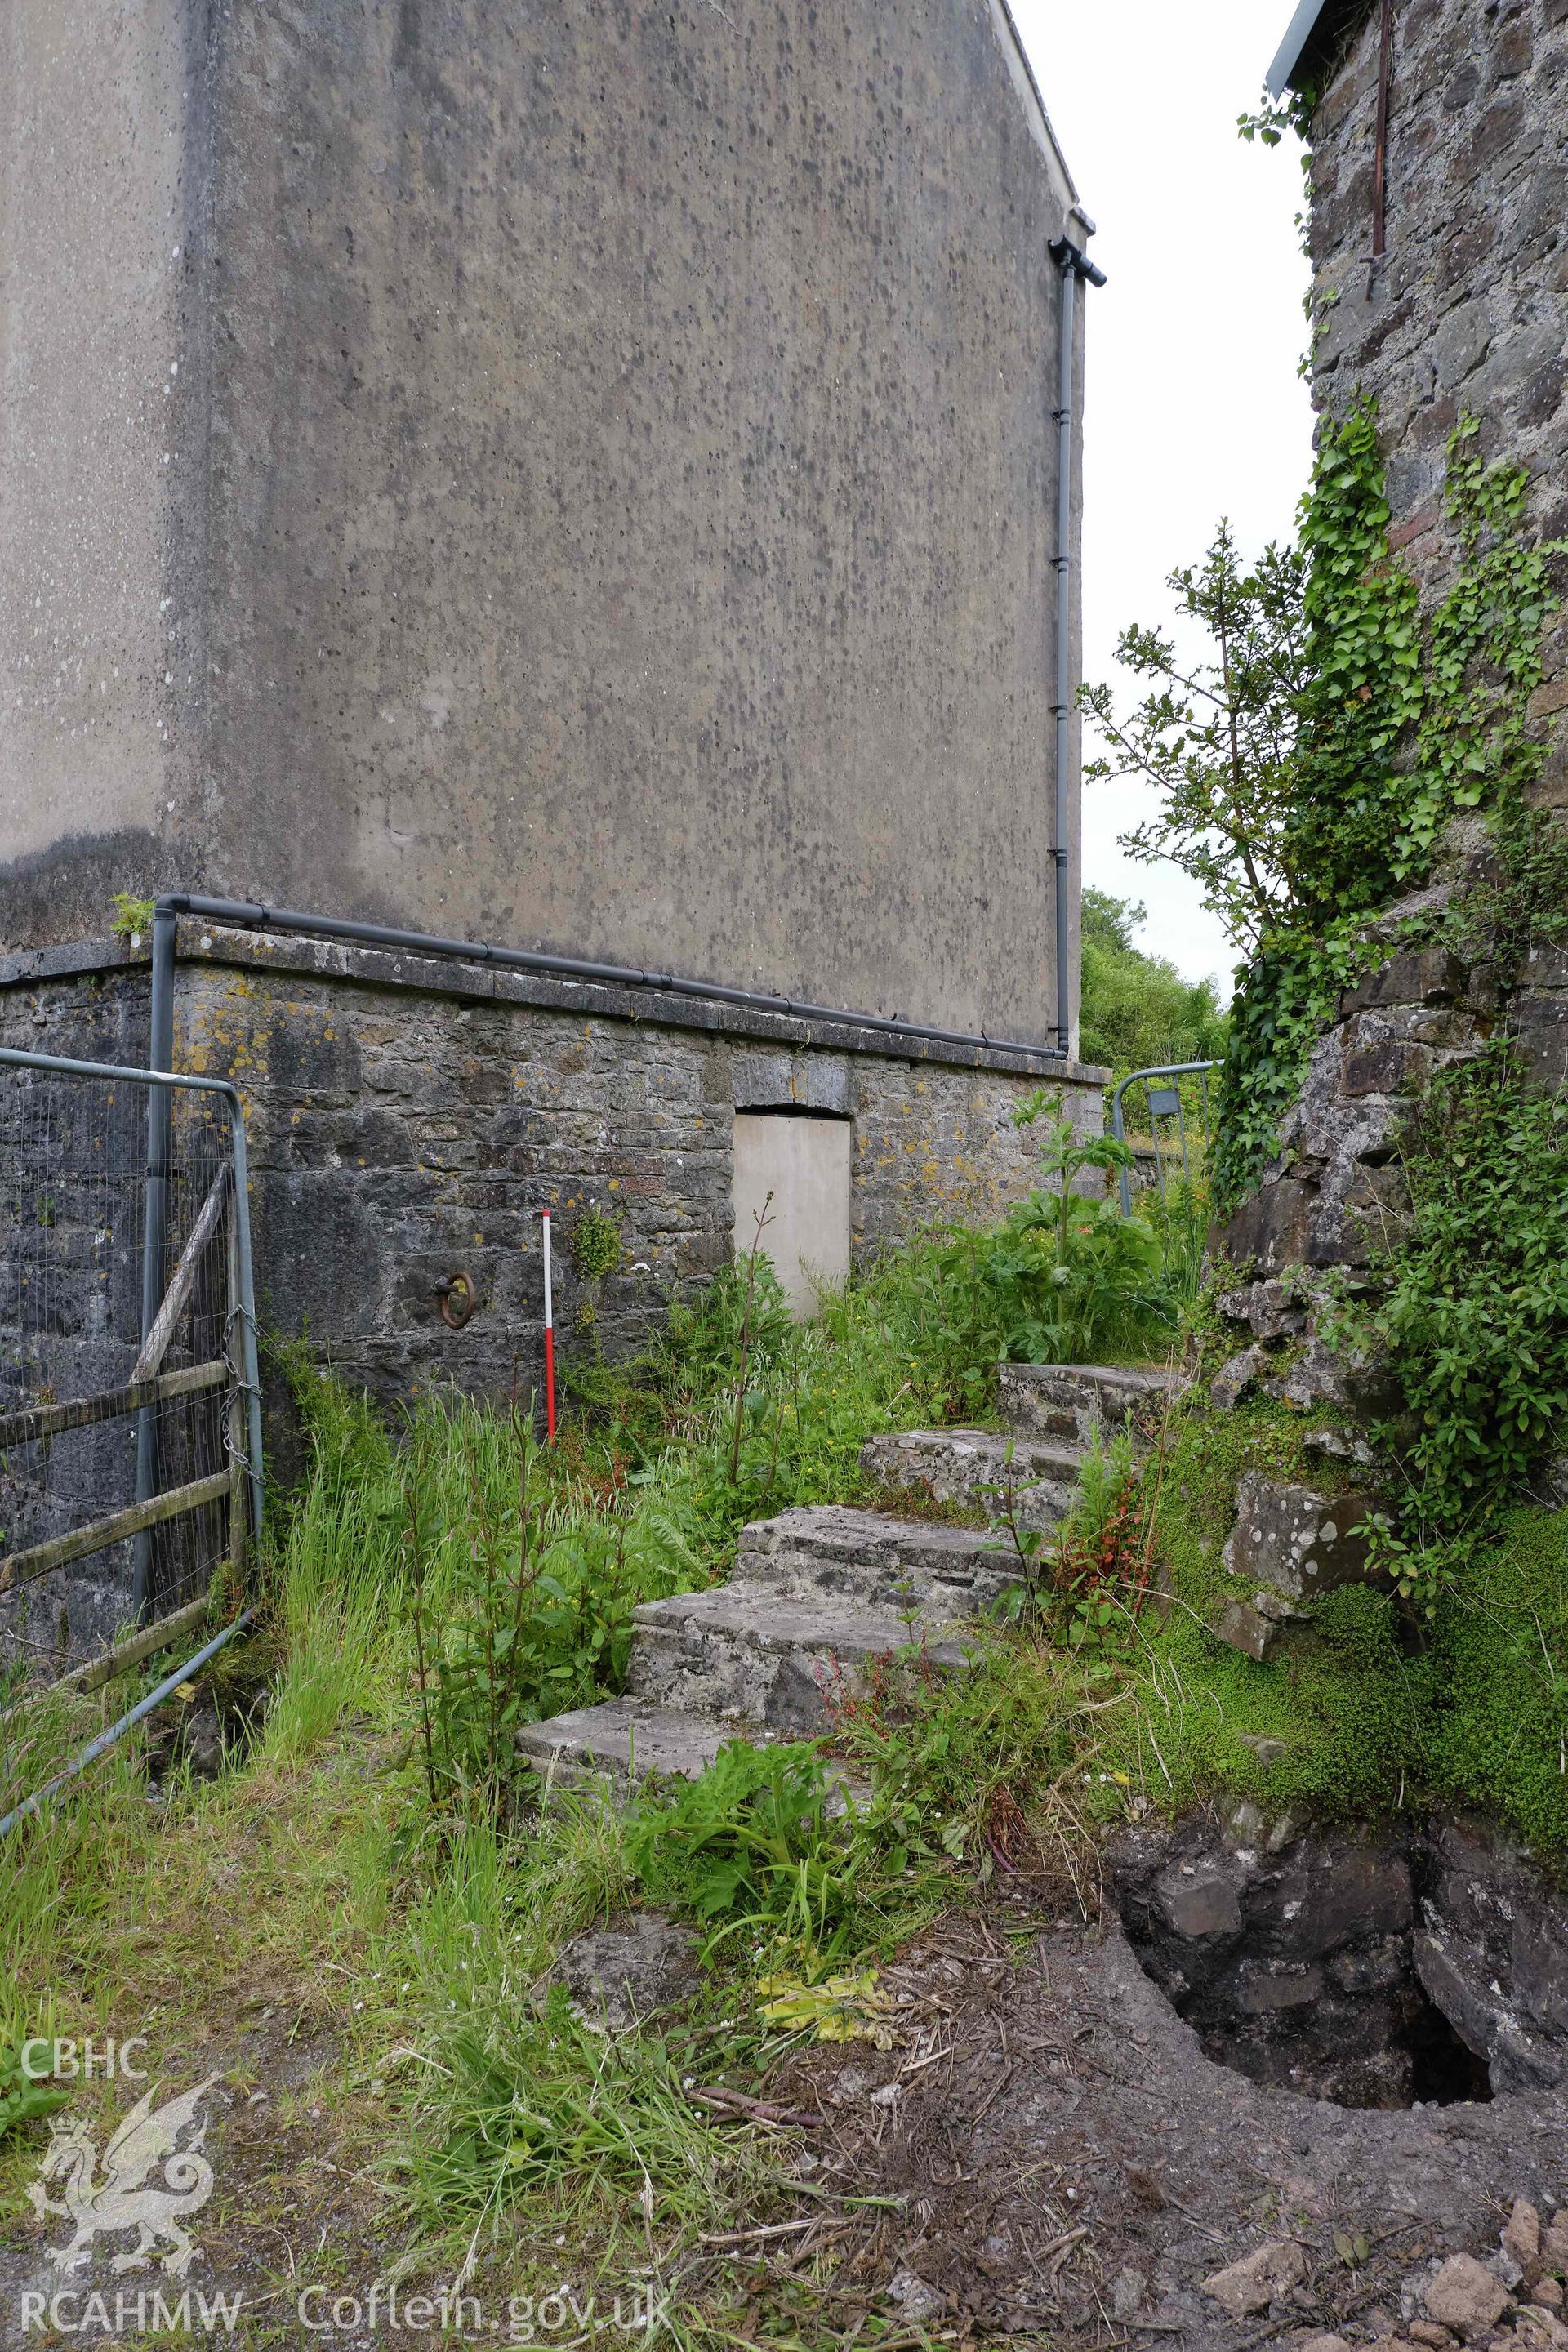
[514,1698,735,1783]
[1002,1361,1186,1396]
[863,1426,1084,1480]
[738,1501,1022,1566]
[634,1583,980,1663]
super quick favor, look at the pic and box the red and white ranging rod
[541,1208,557,1442]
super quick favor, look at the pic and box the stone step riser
[728,1561,1015,1615]
[999,1362,1186,1450]
[735,1504,1047,1603]
[627,1614,973,1737]
[859,1427,1079,1529]
[515,1699,735,1792]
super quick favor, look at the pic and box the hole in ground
[1110,1812,1528,2112]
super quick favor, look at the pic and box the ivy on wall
[1212,403,1565,1206]
[1346,1051,1568,1609]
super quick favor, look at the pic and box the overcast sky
[1008,0,1315,994]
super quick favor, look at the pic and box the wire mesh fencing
[0,1049,261,1695]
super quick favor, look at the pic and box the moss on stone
[1098,1393,1568,1864]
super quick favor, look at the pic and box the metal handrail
[1109,1060,1223,1217]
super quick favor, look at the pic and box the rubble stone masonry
[0,926,1102,1419]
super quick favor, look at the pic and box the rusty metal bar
[1372,0,1394,259]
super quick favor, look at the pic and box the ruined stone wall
[0,928,1103,1421]
[1306,0,1568,799]
[1218,1,1567,1290]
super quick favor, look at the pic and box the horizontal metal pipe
[154,893,1069,1066]
[0,1045,238,1101]
[0,1610,255,1839]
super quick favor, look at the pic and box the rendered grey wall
[0,0,1088,1049]
[0,1,198,906]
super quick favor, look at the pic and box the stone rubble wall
[1200,5,1568,1661]
[0,926,1104,1423]
[1308,0,1568,670]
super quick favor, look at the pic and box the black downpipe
[1048,233,1106,1061]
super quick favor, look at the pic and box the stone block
[1305,1160,1412,1269]
[1523,942,1568,989]
[1153,1857,1245,1940]
[1223,1471,1384,1603]
[1201,2239,1307,2319]
[1214,1276,1307,1341]
[1432,296,1492,387]
[557,1913,701,2029]
[1218,1178,1314,1276]
[1341,1036,1434,1098]
[1214,1594,1300,1664]
[1517,987,1568,1092]
[1339,948,1467,1014]
[1424,2253,1508,2337]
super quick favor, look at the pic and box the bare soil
[775,1892,1568,2348]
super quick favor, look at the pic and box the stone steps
[733,1503,1022,1610]
[858,1427,1080,1527]
[1000,1360,1186,1446]
[627,1584,978,1735]
[514,1698,735,1790]
[514,1366,1188,1795]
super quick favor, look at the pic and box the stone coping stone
[0,927,1110,1087]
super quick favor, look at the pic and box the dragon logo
[27,2074,221,2276]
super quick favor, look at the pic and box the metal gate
[1109,1060,1223,1218]
[0,1047,263,1696]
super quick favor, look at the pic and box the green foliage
[1212,406,1565,1205]
[831,1637,1083,1922]
[1287,401,1425,921]
[1236,87,1315,149]
[0,2038,69,2140]
[109,892,154,942]
[399,1815,777,2241]
[568,1206,622,1283]
[1082,523,1310,955]
[1078,888,1229,1080]
[624,1737,849,1958]
[1337,1049,1568,1608]
[1210,918,1363,1208]
[1424,1505,1568,1855]
[949,1106,1166,1366]
[1094,1395,1434,1821]
[1405,416,1566,865]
